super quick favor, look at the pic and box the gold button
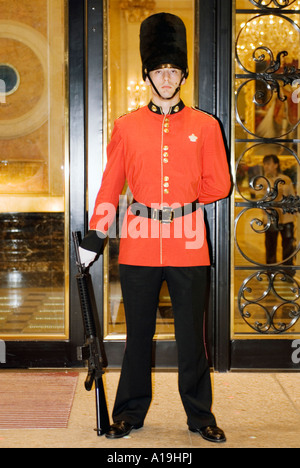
[164,189,169,194]
[164,128,169,134]
[163,152,168,157]
[164,118,169,123]
[164,182,169,188]
[163,146,169,151]
[163,158,169,163]
[164,176,169,181]
[164,122,169,128]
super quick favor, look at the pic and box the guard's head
[140,13,189,82]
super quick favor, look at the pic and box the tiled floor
[0,369,300,448]
[0,288,65,335]
[0,284,174,337]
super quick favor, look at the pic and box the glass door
[0,0,70,365]
[231,0,300,368]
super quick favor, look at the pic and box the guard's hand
[79,230,106,267]
[78,247,97,267]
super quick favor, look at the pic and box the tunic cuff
[80,230,106,254]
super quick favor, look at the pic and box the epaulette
[117,107,141,120]
[191,106,217,120]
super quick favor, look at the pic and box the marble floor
[0,369,299,449]
[0,288,65,335]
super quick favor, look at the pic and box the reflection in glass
[235,151,298,266]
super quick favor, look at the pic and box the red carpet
[0,372,78,429]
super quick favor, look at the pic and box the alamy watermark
[292,79,300,104]
[291,340,300,365]
[95,195,205,250]
[0,78,6,104]
[0,340,6,364]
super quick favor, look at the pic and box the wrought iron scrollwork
[236,46,300,106]
[249,0,297,8]
[235,143,300,268]
[235,14,300,137]
[252,49,300,103]
[238,176,299,226]
[238,270,300,334]
[235,208,300,267]
[234,2,300,335]
[249,176,300,217]
[235,175,300,266]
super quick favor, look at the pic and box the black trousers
[112,265,216,429]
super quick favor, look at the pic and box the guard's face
[146,66,185,99]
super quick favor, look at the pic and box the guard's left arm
[198,119,232,205]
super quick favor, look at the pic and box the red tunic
[89,103,231,267]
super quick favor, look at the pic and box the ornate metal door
[231,0,300,368]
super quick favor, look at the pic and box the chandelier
[120,0,156,23]
[236,14,299,72]
[127,80,149,111]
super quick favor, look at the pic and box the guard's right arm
[80,120,126,267]
[79,230,106,267]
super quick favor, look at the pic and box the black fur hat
[140,13,188,81]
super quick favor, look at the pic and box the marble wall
[0,212,64,288]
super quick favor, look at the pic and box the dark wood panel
[231,340,300,370]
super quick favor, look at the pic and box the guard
[79,12,231,443]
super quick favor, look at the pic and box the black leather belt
[131,200,199,224]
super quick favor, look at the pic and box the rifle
[72,231,110,436]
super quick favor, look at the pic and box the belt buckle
[152,206,174,224]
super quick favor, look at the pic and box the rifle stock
[72,231,110,436]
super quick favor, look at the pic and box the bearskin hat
[140,13,189,81]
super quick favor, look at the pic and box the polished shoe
[189,425,226,443]
[105,420,143,439]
